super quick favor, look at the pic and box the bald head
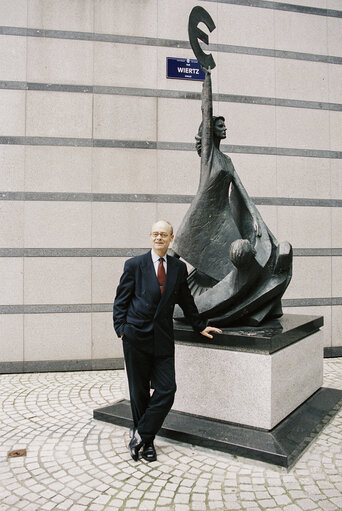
[150,220,174,256]
[151,220,173,236]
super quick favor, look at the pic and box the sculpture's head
[229,239,256,269]
[196,116,227,155]
[213,116,227,140]
[197,116,227,141]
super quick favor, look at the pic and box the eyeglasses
[151,232,170,238]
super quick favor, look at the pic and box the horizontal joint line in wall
[283,298,342,307]
[0,192,342,208]
[1,81,341,112]
[0,137,341,159]
[1,299,342,314]
[0,304,113,314]
[202,0,342,19]
[0,248,341,258]
[0,358,125,373]
[0,248,149,257]
[1,26,342,65]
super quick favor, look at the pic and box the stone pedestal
[173,315,323,430]
[94,314,342,467]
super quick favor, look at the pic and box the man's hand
[200,326,222,339]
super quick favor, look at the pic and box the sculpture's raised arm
[200,68,213,166]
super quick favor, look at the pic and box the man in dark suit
[113,220,221,462]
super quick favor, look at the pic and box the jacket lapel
[141,251,160,299]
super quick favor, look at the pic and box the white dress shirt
[151,249,167,276]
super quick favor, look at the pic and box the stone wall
[1,0,341,371]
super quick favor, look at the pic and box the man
[113,220,221,462]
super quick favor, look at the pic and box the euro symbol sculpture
[188,6,216,71]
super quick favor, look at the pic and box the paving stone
[269,487,286,496]
[330,497,342,507]
[138,501,155,510]
[290,491,308,499]
[189,482,203,491]
[303,485,322,495]
[322,489,341,498]
[191,493,206,501]
[208,501,225,509]
[259,499,278,508]
[160,490,174,498]
[317,481,334,489]
[92,495,111,505]
[157,497,173,506]
[296,499,319,510]
[125,499,139,509]
[286,482,302,490]
[191,503,207,510]
[240,491,255,499]
[242,501,261,509]
[256,491,271,499]
[223,503,242,510]
[275,495,292,506]
[39,503,56,511]
[174,493,190,503]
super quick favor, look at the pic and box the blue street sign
[166,57,205,81]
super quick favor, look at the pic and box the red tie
[157,257,166,294]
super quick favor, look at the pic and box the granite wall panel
[27,38,94,85]
[25,146,93,193]
[24,313,92,361]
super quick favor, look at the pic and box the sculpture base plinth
[173,314,324,429]
[93,388,342,468]
[93,315,342,468]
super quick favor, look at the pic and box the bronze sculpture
[173,6,292,327]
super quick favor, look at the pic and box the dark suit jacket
[113,251,206,356]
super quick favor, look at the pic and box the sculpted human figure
[173,66,269,284]
[173,6,292,327]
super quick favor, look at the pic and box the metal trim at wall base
[0,349,340,375]
[324,347,342,358]
[0,358,124,374]
[93,388,342,468]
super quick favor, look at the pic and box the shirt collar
[151,249,167,263]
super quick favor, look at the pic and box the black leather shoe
[142,441,157,462]
[128,430,143,461]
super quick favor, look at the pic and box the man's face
[150,221,174,255]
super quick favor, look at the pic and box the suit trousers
[122,338,177,443]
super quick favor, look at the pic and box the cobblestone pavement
[0,359,341,511]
